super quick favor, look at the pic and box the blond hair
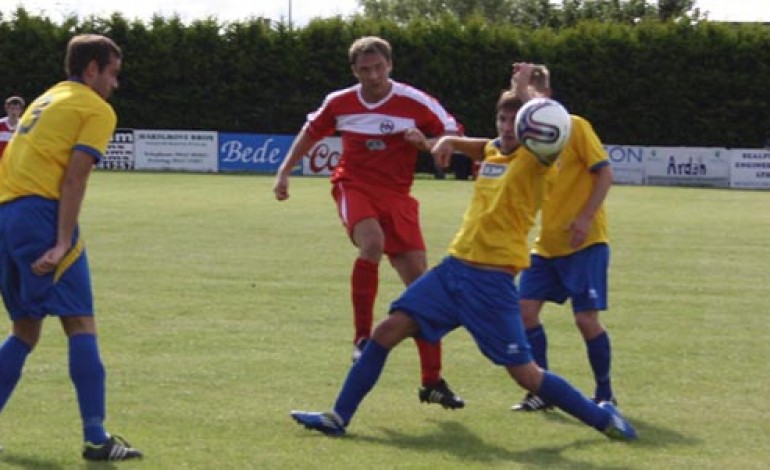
[348,36,392,65]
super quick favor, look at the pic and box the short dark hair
[5,96,24,107]
[65,34,122,78]
[348,36,392,65]
[496,90,524,113]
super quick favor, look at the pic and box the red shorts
[331,181,425,256]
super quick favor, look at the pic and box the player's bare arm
[431,135,488,166]
[32,150,93,275]
[273,126,319,201]
[569,164,613,249]
[511,62,536,101]
[404,128,430,151]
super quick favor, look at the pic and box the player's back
[0,80,116,204]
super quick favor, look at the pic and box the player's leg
[458,268,635,440]
[292,259,460,435]
[52,243,141,461]
[386,192,464,409]
[0,318,41,411]
[0,201,42,413]
[390,251,439,384]
[568,243,614,402]
[512,299,553,411]
[514,256,567,411]
[61,315,142,461]
[350,218,385,356]
[520,299,548,369]
[333,183,383,357]
[575,312,614,402]
[60,315,106,445]
[506,362,636,440]
[390,250,463,409]
[291,310,419,435]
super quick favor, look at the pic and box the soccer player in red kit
[273,36,464,409]
[0,96,24,158]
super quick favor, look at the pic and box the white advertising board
[99,129,135,170]
[730,149,770,189]
[134,130,218,172]
[645,146,729,188]
[301,137,342,176]
[604,145,645,185]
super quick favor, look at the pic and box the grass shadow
[534,410,701,449]
[0,453,69,470]
[354,419,630,469]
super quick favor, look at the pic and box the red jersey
[0,117,16,158]
[305,80,461,194]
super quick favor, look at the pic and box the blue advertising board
[218,133,295,173]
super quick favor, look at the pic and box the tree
[356,0,698,27]
[658,0,696,21]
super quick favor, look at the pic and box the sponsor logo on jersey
[379,119,396,134]
[479,162,507,178]
[366,139,386,151]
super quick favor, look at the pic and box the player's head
[65,34,123,100]
[4,96,24,120]
[349,36,392,65]
[495,90,525,153]
[349,36,393,101]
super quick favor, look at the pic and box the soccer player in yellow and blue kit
[290,90,637,441]
[0,34,142,461]
[510,63,617,412]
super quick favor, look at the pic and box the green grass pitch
[0,171,768,468]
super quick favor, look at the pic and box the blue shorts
[390,256,532,366]
[0,197,94,321]
[518,242,609,313]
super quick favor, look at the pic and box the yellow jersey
[533,115,609,258]
[448,139,549,271]
[0,80,116,203]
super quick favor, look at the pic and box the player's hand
[404,128,428,151]
[273,173,290,201]
[568,215,591,249]
[511,62,535,99]
[31,245,69,275]
[511,62,534,80]
[430,136,454,169]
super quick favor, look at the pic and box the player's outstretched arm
[273,126,319,201]
[431,135,488,167]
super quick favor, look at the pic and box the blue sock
[536,370,610,431]
[0,336,31,411]
[69,334,108,444]
[333,340,390,425]
[586,331,613,400]
[526,325,548,370]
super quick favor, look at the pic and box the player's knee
[372,311,417,348]
[507,362,543,392]
[12,321,42,350]
[357,238,384,261]
[519,301,542,328]
[574,312,603,338]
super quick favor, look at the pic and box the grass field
[0,171,768,469]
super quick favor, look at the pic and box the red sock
[351,258,378,343]
[415,337,442,385]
